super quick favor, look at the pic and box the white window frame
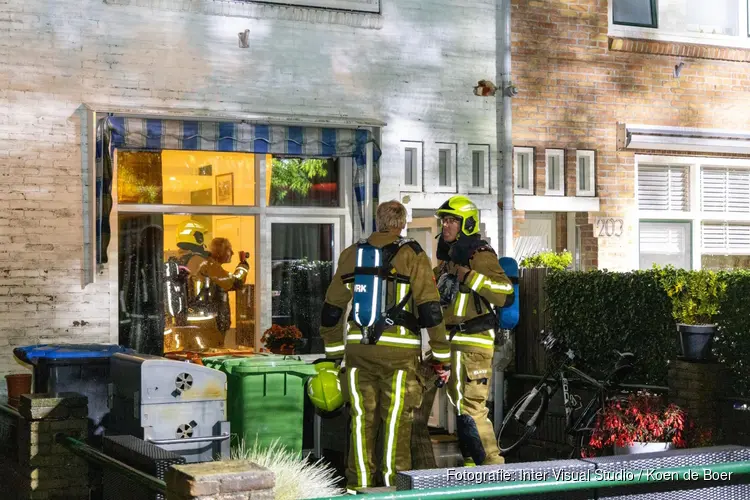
[575,150,596,197]
[401,140,423,193]
[109,146,355,351]
[434,142,457,193]
[468,144,491,194]
[609,0,750,50]
[545,149,565,197]
[514,146,534,195]
[635,154,750,270]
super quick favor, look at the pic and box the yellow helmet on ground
[176,220,207,249]
[307,361,344,413]
[435,195,480,237]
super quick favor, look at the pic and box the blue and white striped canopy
[95,115,381,264]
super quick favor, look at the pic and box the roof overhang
[617,123,750,154]
[514,195,600,212]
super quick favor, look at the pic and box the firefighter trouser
[411,361,439,469]
[447,349,504,466]
[342,354,422,490]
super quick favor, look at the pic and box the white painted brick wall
[0,0,497,378]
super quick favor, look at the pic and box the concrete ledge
[514,195,600,213]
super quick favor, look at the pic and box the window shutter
[638,165,688,211]
[702,222,750,253]
[640,223,686,254]
[701,167,750,213]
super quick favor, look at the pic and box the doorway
[514,212,556,262]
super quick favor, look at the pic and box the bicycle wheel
[497,383,552,455]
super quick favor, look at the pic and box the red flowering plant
[261,324,304,352]
[582,391,690,457]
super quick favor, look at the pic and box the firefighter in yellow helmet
[319,201,451,492]
[431,195,514,467]
[164,220,250,352]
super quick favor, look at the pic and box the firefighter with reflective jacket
[319,201,451,492]
[434,195,515,466]
[164,220,249,352]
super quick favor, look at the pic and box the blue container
[13,344,134,441]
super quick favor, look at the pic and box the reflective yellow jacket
[435,245,514,353]
[320,231,451,363]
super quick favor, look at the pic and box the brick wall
[0,0,498,377]
[511,0,750,271]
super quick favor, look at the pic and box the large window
[636,156,750,270]
[610,0,750,49]
[115,149,344,355]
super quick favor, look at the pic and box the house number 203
[595,217,624,238]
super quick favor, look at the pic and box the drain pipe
[499,0,514,258]
[493,0,514,433]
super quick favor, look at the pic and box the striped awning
[95,115,381,264]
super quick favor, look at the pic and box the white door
[514,213,556,261]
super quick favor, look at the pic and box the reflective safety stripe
[454,292,468,317]
[349,368,369,488]
[483,280,514,293]
[451,335,495,348]
[346,333,363,342]
[468,272,485,292]
[432,350,451,360]
[378,335,420,346]
[325,344,345,354]
[455,352,463,416]
[383,369,406,487]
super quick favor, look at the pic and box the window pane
[578,157,590,191]
[405,148,415,185]
[686,0,737,36]
[439,149,449,186]
[639,221,691,270]
[267,156,340,207]
[548,156,559,191]
[271,223,334,354]
[518,154,528,189]
[613,0,656,28]
[119,213,257,355]
[117,150,257,206]
[472,151,484,187]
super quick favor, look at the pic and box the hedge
[545,268,750,396]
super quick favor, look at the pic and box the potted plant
[657,266,726,361]
[584,391,688,456]
[261,324,304,355]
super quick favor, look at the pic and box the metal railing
[310,461,750,500]
[55,434,167,495]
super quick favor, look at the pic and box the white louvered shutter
[638,165,688,211]
[701,167,750,213]
[702,223,750,254]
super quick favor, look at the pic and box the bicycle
[496,330,636,459]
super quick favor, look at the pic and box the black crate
[102,435,186,500]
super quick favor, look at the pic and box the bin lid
[13,344,134,364]
[229,355,318,376]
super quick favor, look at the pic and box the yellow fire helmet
[176,220,207,249]
[306,361,344,414]
[435,195,480,237]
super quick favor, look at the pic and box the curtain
[117,214,165,355]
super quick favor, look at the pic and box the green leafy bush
[544,268,750,395]
[520,250,573,271]
[714,270,750,396]
[546,269,677,385]
[656,265,726,325]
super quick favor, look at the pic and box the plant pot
[6,373,32,408]
[614,442,673,455]
[677,324,716,361]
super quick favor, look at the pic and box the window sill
[608,25,750,62]
[103,0,384,29]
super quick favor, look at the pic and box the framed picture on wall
[216,173,234,205]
